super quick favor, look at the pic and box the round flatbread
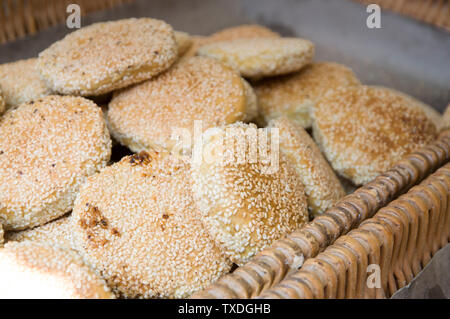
[197,37,314,79]
[107,56,248,153]
[191,122,308,264]
[37,18,178,96]
[312,86,437,185]
[70,149,231,298]
[0,96,111,230]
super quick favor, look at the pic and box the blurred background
[0,0,449,112]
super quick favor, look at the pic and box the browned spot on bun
[128,151,153,166]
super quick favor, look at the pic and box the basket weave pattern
[192,132,450,298]
[260,162,449,298]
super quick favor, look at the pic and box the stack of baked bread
[0,18,444,298]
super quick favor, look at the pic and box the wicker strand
[192,132,450,299]
[259,163,450,299]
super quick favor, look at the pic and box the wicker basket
[0,0,133,43]
[192,131,450,298]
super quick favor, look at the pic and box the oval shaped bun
[0,241,114,299]
[107,56,247,153]
[37,18,177,96]
[0,58,52,109]
[70,149,231,298]
[255,62,360,128]
[6,215,72,250]
[191,122,308,265]
[269,117,345,216]
[197,37,314,80]
[312,86,437,185]
[0,95,111,230]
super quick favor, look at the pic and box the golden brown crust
[6,214,72,250]
[0,95,111,230]
[182,25,279,59]
[107,56,247,153]
[255,62,361,128]
[191,122,308,265]
[37,18,178,96]
[312,86,437,185]
[269,117,345,216]
[0,58,52,109]
[70,149,231,298]
[0,242,114,299]
[197,37,315,80]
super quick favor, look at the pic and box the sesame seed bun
[0,95,111,230]
[269,117,345,216]
[0,58,52,109]
[6,214,72,250]
[182,25,279,60]
[255,62,361,128]
[70,149,231,298]
[312,86,437,185]
[197,37,315,80]
[0,241,114,299]
[37,18,178,96]
[443,104,450,130]
[191,122,308,265]
[107,56,248,153]
[174,31,193,57]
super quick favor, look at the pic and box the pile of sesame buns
[0,19,445,299]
